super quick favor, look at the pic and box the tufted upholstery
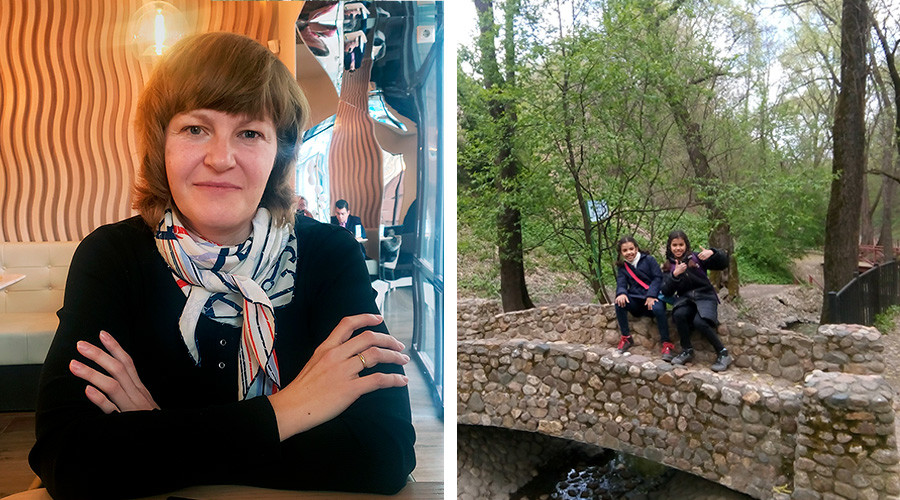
[0,242,79,366]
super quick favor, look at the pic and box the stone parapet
[456,299,504,340]
[456,299,885,380]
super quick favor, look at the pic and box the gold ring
[357,353,367,369]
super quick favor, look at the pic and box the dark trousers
[672,301,724,352]
[615,297,671,343]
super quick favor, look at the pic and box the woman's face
[165,109,277,245]
[619,241,637,262]
[670,238,687,259]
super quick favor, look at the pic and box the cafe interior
[0,1,444,498]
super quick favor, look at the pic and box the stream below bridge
[511,448,755,500]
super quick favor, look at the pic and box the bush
[735,255,795,284]
[725,170,828,269]
[874,305,900,335]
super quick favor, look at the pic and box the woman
[612,235,674,360]
[660,230,732,372]
[29,32,415,499]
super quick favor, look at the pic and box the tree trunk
[859,175,875,246]
[822,0,868,322]
[881,165,896,261]
[870,48,895,260]
[665,89,740,300]
[474,0,534,312]
[647,0,739,299]
[872,16,899,261]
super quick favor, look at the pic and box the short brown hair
[133,31,309,228]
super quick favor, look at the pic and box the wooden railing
[859,244,900,266]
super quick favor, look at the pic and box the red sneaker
[617,336,634,353]
[661,342,675,361]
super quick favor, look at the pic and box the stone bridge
[457,299,899,500]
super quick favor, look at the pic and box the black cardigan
[29,215,415,499]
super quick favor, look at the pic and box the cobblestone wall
[794,371,899,500]
[457,300,885,380]
[457,300,898,499]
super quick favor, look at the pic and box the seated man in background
[331,199,367,257]
[296,195,314,219]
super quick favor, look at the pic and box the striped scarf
[155,208,297,400]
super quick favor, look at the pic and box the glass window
[410,4,443,410]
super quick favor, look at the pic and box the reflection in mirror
[295,1,443,412]
[295,1,422,238]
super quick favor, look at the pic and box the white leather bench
[0,241,79,410]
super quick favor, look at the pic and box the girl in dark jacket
[613,236,674,360]
[660,230,733,372]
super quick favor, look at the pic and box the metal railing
[827,260,900,326]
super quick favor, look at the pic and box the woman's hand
[697,247,714,261]
[673,261,688,277]
[644,297,657,310]
[614,294,629,307]
[69,331,160,414]
[267,313,409,441]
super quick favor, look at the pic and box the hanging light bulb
[153,8,166,56]
[129,1,188,59]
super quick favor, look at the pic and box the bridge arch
[457,300,899,500]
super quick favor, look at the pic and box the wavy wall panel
[0,0,290,242]
[328,58,384,229]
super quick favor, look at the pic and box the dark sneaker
[671,348,694,365]
[712,349,733,372]
[616,336,634,353]
[660,342,675,362]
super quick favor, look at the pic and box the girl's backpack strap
[625,263,650,290]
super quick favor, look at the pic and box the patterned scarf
[155,208,297,400]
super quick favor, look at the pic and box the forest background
[456,0,900,316]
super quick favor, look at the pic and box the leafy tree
[460,0,534,311]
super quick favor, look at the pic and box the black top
[29,215,415,499]
[661,249,729,323]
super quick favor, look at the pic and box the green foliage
[735,256,795,284]
[718,167,829,282]
[456,221,500,299]
[874,305,900,335]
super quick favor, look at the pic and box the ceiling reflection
[293,1,440,231]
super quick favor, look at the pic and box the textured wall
[0,0,297,242]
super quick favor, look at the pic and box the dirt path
[719,283,821,330]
